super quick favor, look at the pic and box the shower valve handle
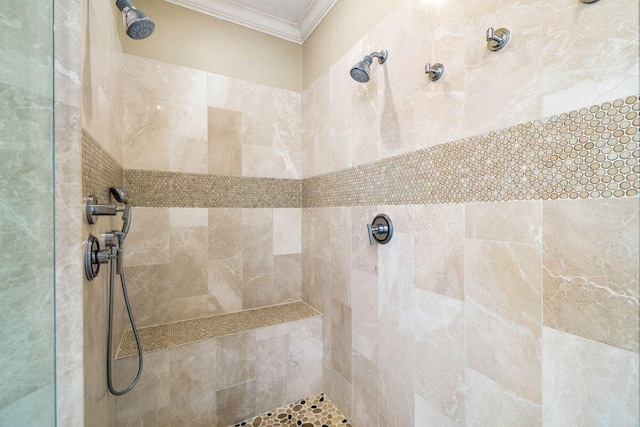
[367,214,394,245]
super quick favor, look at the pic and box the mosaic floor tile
[230,393,352,427]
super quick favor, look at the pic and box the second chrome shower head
[116,0,155,40]
[350,50,388,83]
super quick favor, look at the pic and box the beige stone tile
[379,233,415,335]
[209,208,242,260]
[288,317,323,403]
[542,327,639,426]
[273,254,301,304]
[414,289,465,425]
[351,69,380,168]
[378,322,415,427]
[541,0,639,116]
[115,351,170,426]
[331,299,353,382]
[215,331,256,391]
[379,93,414,160]
[351,206,379,276]
[414,91,465,151]
[465,368,541,427]
[169,227,208,300]
[465,201,542,244]
[170,138,207,174]
[466,298,541,403]
[169,208,208,228]
[216,380,256,426]
[351,268,378,364]
[125,264,170,328]
[168,294,228,322]
[413,204,464,301]
[352,351,378,427]
[331,222,352,306]
[241,210,273,309]
[208,107,242,176]
[242,143,300,179]
[206,73,242,111]
[169,342,216,427]
[543,198,639,353]
[463,0,543,136]
[256,334,290,413]
[273,208,302,255]
[330,368,353,420]
[208,255,243,313]
[126,208,170,267]
[415,394,460,427]
[465,240,542,330]
[313,208,331,262]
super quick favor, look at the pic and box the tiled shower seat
[114,301,324,426]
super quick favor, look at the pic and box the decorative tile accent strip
[124,169,302,208]
[303,96,640,207]
[117,301,321,359]
[81,129,124,202]
[231,393,352,427]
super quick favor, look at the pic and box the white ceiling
[163,0,338,44]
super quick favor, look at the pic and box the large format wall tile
[465,201,542,244]
[541,0,639,117]
[543,198,639,352]
[414,289,465,426]
[465,368,541,427]
[543,327,639,426]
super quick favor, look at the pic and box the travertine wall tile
[273,254,302,304]
[216,380,257,426]
[543,198,640,352]
[331,299,352,382]
[242,209,274,309]
[465,201,542,244]
[413,204,465,301]
[208,107,242,176]
[542,327,639,426]
[351,268,378,364]
[126,207,170,267]
[541,0,639,117]
[464,368,541,427]
[466,299,541,404]
[169,227,208,300]
[273,208,302,255]
[465,240,542,331]
[415,289,465,426]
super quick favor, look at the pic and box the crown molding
[163,0,336,44]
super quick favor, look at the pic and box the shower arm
[369,51,388,64]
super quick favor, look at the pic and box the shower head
[350,50,388,83]
[110,187,129,204]
[116,0,155,40]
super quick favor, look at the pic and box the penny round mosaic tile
[231,393,352,427]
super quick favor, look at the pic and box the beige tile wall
[298,1,639,425]
[302,199,638,426]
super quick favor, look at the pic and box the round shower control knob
[367,214,393,245]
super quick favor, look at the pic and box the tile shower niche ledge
[116,301,321,359]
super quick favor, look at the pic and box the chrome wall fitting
[85,234,109,280]
[486,27,510,51]
[425,63,444,81]
[85,195,120,225]
[368,214,393,245]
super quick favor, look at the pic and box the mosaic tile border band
[116,301,321,359]
[81,129,124,203]
[124,169,302,208]
[303,96,639,207]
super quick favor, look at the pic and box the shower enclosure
[0,0,56,424]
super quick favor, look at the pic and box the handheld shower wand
[83,188,143,395]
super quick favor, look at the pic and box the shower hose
[106,250,143,395]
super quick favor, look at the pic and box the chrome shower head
[116,0,155,40]
[350,50,388,83]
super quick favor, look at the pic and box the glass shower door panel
[0,0,56,425]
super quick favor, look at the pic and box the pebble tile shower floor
[231,393,352,427]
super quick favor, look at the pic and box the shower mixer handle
[367,214,394,245]
[486,27,510,51]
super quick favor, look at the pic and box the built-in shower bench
[114,301,324,426]
[116,300,321,359]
